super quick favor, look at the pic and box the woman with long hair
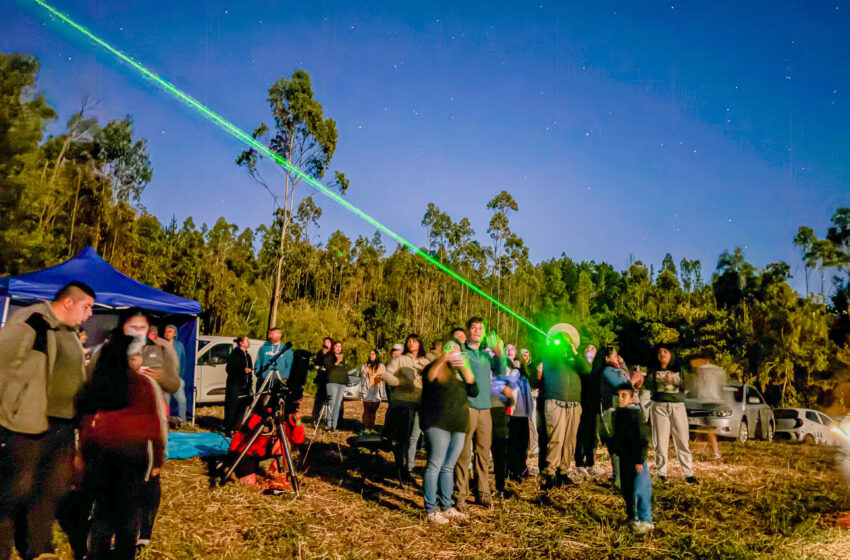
[419,340,478,524]
[596,345,630,486]
[324,340,347,431]
[224,336,253,434]
[76,308,171,559]
[382,334,430,482]
[359,349,386,432]
[646,345,696,483]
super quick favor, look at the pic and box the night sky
[2,0,849,292]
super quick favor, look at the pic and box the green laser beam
[31,0,547,338]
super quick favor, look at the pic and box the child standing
[610,382,654,535]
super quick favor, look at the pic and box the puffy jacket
[0,302,85,434]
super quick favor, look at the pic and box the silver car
[342,369,363,401]
[686,383,775,444]
[774,408,840,446]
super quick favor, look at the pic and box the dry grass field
[43,396,850,560]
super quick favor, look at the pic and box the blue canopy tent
[0,247,202,420]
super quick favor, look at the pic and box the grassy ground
[48,397,850,559]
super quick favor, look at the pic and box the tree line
[1,52,848,408]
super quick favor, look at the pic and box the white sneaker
[427,511,449,525]
[590,465,606,477]
[441,507,468,521]
[576,467,590,479]
[634,521,655,535]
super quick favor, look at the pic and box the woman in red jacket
[78,331,168,560]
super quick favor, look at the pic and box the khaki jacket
[0,302,83,434]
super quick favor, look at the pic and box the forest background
[2,52,849,409]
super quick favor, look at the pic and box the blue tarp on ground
[167,432,231,460]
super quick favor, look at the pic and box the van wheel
[737,418,749,444]
[803,434,815,445]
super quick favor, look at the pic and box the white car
[194,336,264,405]
[342,369,363,400]
[774,408,840,446]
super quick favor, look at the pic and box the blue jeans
[622,459,652,522]
[424,427,466,512]
[165,379,187,421]
[326,383,345,429]
[407,412,421,469]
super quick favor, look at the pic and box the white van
[194,335,264,405]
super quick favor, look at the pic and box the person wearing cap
[540,329,591,489]
[162,324,187,423]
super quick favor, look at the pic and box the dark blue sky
[3,0,849,291]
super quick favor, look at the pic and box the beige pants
[651,401,694,477]
[543,400,582,476]
[455,408,493,500]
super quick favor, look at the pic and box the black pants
[507,416,531,480]
[490,407,509,493]
[0,420,76,560]
[137,475,161,544]
[224,376,251,433]
[574,409,599,467]
[383,405,417,474]
[312,376,329,423]
[84,444,149,560]
[537,401,548,473]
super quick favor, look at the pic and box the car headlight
[711,407,733,418]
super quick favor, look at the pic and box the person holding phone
[419,341,478,524]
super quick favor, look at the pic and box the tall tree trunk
[68,172,83,256]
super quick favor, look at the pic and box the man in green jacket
[0,281,95,560]
[540,330,591,488]
[454,317,505,509]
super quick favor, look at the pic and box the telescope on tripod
[220,343,311,495]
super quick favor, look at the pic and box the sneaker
[454,500,469,514]
[427,511,449,525]
[576,467,590,480]
[685,476,699,484]
[475,495,492,508]
[590,465,606,477]
[634,521,655,535]
[441,507,468,521]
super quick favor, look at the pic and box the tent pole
[1,297,10,327]
[191,318,199,426]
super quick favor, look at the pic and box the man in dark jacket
[0,281,95,560]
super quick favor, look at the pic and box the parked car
[194,335,264,405]
[774,408,841,446]
[342,369,364,401]
[686,383,775,444]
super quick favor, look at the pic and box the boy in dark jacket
[610,383,654,534]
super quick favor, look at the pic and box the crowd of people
[0,282,190,560]
[225,316,706,533]
[0,281,710,559]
